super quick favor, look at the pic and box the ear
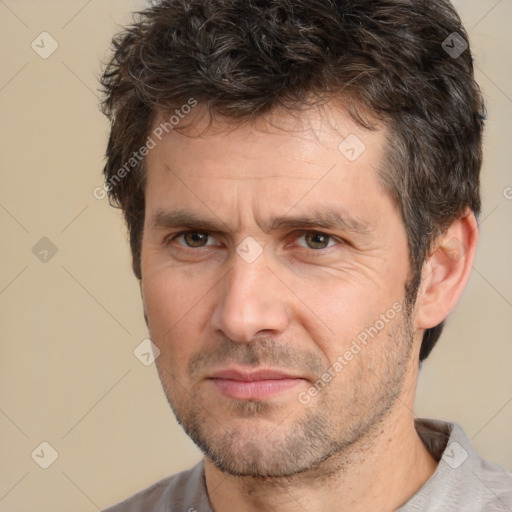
[140,280,150,327]
[415,209,479,330]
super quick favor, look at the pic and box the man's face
[141,105,418,477]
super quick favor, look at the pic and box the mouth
[207,368,306,400]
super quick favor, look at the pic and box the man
[100,0,512,510]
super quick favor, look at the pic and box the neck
[204,393,437,512]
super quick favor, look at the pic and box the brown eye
[181,232,210,247]
[300,232,334,249]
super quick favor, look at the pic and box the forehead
[146,102,387,183]
[143,102,404,250]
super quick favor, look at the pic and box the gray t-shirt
[104,419,512,511]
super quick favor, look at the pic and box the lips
[210,369,299,381]
[208,368,305,400]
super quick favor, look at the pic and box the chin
[177,403,345,478]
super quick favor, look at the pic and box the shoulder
[471,448,512,510]
[399,419,512,511]
[103,460,211,512]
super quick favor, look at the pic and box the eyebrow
[149,207,372,237]
[269,210,371,236]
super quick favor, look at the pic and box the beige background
[0,0,511,510]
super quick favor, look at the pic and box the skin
[140,103,478,511]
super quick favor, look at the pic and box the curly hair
[100,0,485,362]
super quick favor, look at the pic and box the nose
[210,252,290,342]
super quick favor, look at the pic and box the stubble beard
[156,306,415,479]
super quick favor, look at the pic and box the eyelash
[166,230,345,251]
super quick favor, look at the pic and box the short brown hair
[100,0,485,362]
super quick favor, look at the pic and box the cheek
[141,261,206,357]
[143,279,197,382]
[142,243,200,317]
[288,272,392,350]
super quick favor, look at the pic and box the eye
[296,231,338,250]
[172,232,219,248]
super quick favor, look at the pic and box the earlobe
[415,209,479,330]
